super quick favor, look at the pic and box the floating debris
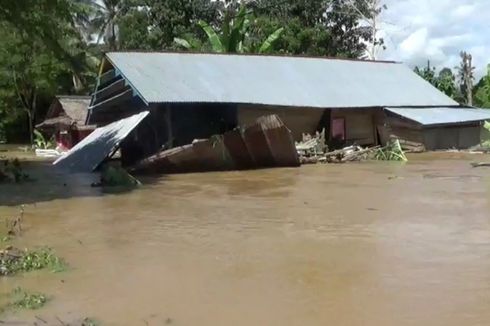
[296,138,408,165]
[296,130,327,163]
[470,162,490,168]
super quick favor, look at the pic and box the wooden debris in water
[470,162,490,168]
[296,130,327,160]
[299,144,380,164]
[297,138,408,165]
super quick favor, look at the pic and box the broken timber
[130,115,300,174]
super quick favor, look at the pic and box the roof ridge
[106,50,400,65]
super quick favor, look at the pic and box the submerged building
[84,52,490,164]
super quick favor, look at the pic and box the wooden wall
[384,110,483,150]
[423,125,481,150]
[331,108,379,146]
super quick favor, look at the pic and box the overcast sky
[378,0,489,78]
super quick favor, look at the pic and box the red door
[332,118,346,141]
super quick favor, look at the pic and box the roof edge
[105,50,401,65]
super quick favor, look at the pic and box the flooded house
[36,95,95,149]
[55,52,490,172]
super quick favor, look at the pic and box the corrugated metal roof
[385,107,490,126]
[105,52,458,108]
[53,111,149,172]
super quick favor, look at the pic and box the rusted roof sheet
[105,52,458,108]
[53,111,149,172]
[385,107,490,126]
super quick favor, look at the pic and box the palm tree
[175,5,284,54]
[75,0,132,51]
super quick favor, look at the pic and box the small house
[83,52,490,164]
[36,96,95,149]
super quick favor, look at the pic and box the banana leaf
[259,28,284,54]
[173,37,192,49]
[198,20,224,53]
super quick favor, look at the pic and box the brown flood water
[1,149,490,325]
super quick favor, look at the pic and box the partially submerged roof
[103,52,458,109]
[53,111,149,172]
[385,107,490,126]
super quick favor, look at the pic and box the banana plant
[175,5,283,54]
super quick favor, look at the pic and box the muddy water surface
[1,150,490,325]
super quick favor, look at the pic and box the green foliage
[33,130,55,150]
[176,5,284,54]
[10,287,48,310]
[374,139,408,162]
[475,65,490,108]
[0,0,98,143]
[145,0,223,50]
[481,121,490,147]
[99,166,141,188]
[0,247,67,276]
[251,0,374,58]
[415,62,462,102]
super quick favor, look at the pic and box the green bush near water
[374,139,408,162]
[0,247,67,276]
[10,287,48,310]
[0,287,49,314]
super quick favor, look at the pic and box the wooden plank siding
[331,108,379,146]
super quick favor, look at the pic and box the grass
[0,287,49,314]
[374,139,408,162]
[1,247,67,276]
[10,287,48,310]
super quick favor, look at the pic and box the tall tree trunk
[467,54,473,106]
[25,91,37,146]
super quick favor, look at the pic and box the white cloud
[378,0,490,79]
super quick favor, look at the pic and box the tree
[76,0,136,51]
[437,68,458,99]
[457,51,475,106]
[475,65,490,108]
[344,0,387,59]
[415,62,461,102]
[175,5,284,54]
[251,0,376,58]
[0,25,75,144]
[414,61,438,85]
[146,0,224,50]
[0,0,96,143]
